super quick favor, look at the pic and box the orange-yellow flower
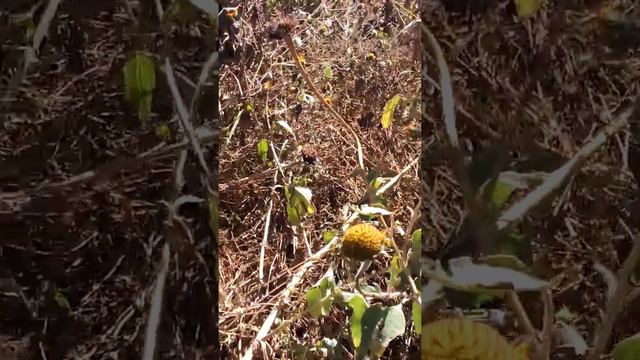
[341,223,388,261]
[422,318,528,360]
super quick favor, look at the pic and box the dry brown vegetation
[1,0,217,358]
[219,0,421,358]
[423,0,640,359]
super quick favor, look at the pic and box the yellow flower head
[422,318,529,360]
[341,223,388,261]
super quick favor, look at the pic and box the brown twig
[539,287,554,360]
[506,291,539,344]
[497,108,632,230]
[0,0,64,113]
[280,32,365,170]
[586,226,640,360]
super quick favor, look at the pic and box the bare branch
[586,227,640,360]
[163,58,213,182]
[142,243,171,360]
[497,108,632,230]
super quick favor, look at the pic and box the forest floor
[0,1,217,358]
[423,0,640,359]
[218,0,421,358]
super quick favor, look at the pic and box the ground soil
[423,0,640,358]
[218,0,421,358]
[0,1,218,358]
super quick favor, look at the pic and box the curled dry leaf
[554,323,588,356]
[443,256,547,291]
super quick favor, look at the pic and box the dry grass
[423,0,640,358]
[219,0,421,357]
[0,1,217,358]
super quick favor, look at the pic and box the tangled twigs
[586,221,640,360]
[497,107,633,230]
[0,0,64,114]
[422,22,495,256]
[269,17,366,171]
[240,238,340,360]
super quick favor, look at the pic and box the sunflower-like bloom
[341,223,388,261]
[422,318,529,360]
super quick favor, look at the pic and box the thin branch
[497,108,632,230]
[259,141,287,284]
[421,23,458,148]
[0,134,217,211]
[376,156,419,196]
[422,22,498,262]
[539,287,554,360]
[506,291,539,344]
[189,51,219,115]
[163,58,213,182]
[241,237,340,360]
[0,0,64,111]
[142,242,170,360]
[281,33,365,170]
[258,200,274,284]
[586,231,640,360]
[382,211,421,304]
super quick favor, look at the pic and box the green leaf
[123,52,156,101]
[322,230,336,244]
[370,177,390,190]
[323,64,332,79]
[359,305,384,355]
[306,288,328,319]
[412,301,421,335]
[123,52,156,122]
[138,94,153,122]
[155,123,171,140]
[484,170,548,209]
[257,139,269,161]
[555,306,577,323]
[347,294,368,349]
[487,180,515,208]
[287,203,302,226]
[306,273,336,319]
[387,254,402,288]
[499,230,533,264]
[514,0,545,18]
[379,304,405,346]
[290,186,316,216]
[307,288,333,320]
[54,290,71,310]
[380,94,402,129]
[410,229,421,270]
[613,333,640,360]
